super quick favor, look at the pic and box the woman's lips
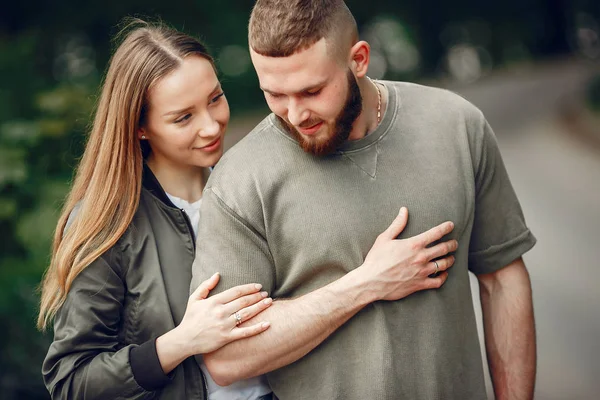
[196,137,221,152]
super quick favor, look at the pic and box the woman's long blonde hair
[37,20,215,330]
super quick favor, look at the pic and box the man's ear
[349,40,370,78]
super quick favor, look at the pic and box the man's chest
[262,145,474,297]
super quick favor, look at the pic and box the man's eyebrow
[162,82,221,116]
[261,80,328,96]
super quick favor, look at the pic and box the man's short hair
[248,0,358,60]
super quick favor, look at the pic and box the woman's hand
[156,273,272,373]
[181,273,272,354]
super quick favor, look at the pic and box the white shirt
[166,192,272,400]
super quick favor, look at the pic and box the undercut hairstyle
[248,0,358,61]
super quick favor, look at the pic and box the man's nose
[287,98,310,127]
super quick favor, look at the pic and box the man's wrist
[341,266,380,307]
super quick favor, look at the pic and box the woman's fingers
[212,283,264,304]
[230,297,273,326]
[223,291,269,315]
[229,321,271,341]
[190,272,220,300]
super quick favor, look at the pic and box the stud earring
[141,135,146,140]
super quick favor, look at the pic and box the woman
[38,21,275,399]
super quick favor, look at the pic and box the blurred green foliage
[0,0,598,398]
[587,74,600,111]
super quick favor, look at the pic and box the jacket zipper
[180,208,207,400]
[199,368,208,400]
[180,209,196,249]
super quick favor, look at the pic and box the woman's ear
[138,127,147,140]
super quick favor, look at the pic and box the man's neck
[347,77,388,141]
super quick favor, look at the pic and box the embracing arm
[43,255,271,399]
[477,257,536,400]
[195,205,457,386]
[204,265,375,386]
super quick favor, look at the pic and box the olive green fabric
[191,81,536,400]
[43,167,206,399]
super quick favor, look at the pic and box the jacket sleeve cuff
[130,338,173,391]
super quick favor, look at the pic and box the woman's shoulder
[120,188,183,258]
[65,188,180,275]
[63,199,143,277]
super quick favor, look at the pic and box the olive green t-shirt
[191,81,536,399]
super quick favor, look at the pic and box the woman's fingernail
[255,283,262,290]
[261,291,268,298]
[262,322,270,328]
[263,298,273,305]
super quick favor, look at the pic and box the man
[190,1,537,399]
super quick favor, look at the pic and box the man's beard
[276,69,363,156]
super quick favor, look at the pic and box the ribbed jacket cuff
[130,338,173,391]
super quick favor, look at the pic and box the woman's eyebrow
[162,82,222,117]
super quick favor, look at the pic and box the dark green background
[1,1,598,398]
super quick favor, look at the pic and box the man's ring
[234,312,242,325]
[433,260,439,275]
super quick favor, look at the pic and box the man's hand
[355,206,457,303]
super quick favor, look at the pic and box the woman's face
[140,55,229,169]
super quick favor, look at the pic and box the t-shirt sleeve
[468,117,536,275]
[190,186,275,297]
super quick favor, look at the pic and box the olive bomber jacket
[42,164,207,399]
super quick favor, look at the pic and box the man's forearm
[201,208,457,386]
[478,258,536,400]
[203,267,376,386]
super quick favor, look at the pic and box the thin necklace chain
[367,76,382,125]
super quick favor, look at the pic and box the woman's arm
[43,254,157,400]
[156,273,272,374]
[43,253,272,399]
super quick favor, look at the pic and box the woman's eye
[175,114,191,124]
[306,89,321,97]
[210,92,225,104]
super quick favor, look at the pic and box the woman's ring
[234,312,242,325]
